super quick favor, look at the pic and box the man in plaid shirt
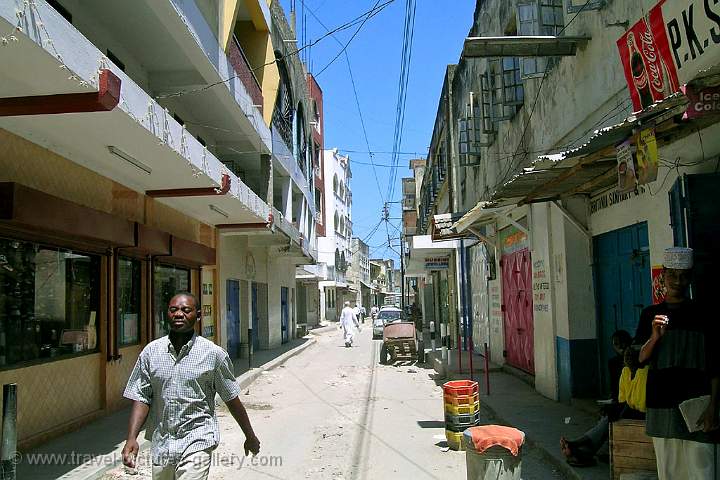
[121,292,260,479]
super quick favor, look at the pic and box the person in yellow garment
[560,343,647,467]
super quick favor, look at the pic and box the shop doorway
[226,279,241,358]
[593,222,651,394]
[281,286,289,344]
[669,173,720,304]
[501,248,534,374]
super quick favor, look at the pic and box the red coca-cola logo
[637,22,665,94]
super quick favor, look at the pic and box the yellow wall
[0,354,102,445]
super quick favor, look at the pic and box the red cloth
[466,426,525,456]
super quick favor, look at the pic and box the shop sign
[589,185,648,215]
[635,128,659,185]
[683,84,720,118]
[424,256,449,270]
[617,0,720,112]
[616,140,638,193]
[499,224,528,256]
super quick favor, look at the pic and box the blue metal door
[593,223,651,393]
[281,287,289,344]
[251,283,259,350]
[226,280,240,358]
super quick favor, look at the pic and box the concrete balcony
[0,1,270,226]
[228,35,263,116]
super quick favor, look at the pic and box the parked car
[373,307,403,340]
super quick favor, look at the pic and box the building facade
[0,0,317,447]
[413,0,720,401]
[347,237,371,311]
[317,149,353,321]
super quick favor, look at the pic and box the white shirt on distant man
[339,302,359,347]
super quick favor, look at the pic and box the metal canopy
[430,212,470,241]
[463,36,590,58]
[490,93,691,208]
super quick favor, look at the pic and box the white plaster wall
[529,203,558,400]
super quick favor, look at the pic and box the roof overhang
[488,93,703,209]
[430,212,472,241]
[463,36,590,58]
[453,202,514,234]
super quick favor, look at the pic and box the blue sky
[280,0,476,260]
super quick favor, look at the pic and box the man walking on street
[353,302,363,324]
[340,301,360,347]
[121,292,260,479]
[636,247,719,479]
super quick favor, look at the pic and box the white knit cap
[663,247,693,270]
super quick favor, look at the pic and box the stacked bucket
[443,380,480,450]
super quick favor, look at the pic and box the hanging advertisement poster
[683,84,720,118]
[616,140,637,193]
[635,128,659,185]
[617,0,720,112]
[652,265,666,304]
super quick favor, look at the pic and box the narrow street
[104,328,566,480]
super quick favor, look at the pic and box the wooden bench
[610,419,658,480]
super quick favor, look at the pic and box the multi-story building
[294,72,326,330]
[413,0,720,402]
[0,0,316,448]
[317,149,353,320]
[347,237,371,311]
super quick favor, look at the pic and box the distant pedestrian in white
[340,301,360,347]
[353,303,363,324]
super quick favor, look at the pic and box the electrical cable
[154,0,396,100]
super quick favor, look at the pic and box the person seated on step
[560,341,647,467]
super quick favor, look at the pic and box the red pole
[457,333,462,374]
[484,343,491,395]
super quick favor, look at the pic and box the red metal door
[501,248,534,374]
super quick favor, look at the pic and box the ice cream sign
[618,0,720,112]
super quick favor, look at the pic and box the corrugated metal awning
[431,212,469,241]
[463,36,590,58]
[490,93,690,208]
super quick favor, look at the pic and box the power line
[314,0,387,77]
[155,1,395,100]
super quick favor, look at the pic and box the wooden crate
[610,419,658,480]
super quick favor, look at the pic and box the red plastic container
[443,380,479,397]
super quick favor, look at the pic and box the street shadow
[233,337,310,377]
[417,420,446,429]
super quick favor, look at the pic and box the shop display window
[0,238,100,367]
[118,257,141,346]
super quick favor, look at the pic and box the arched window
[339,216,345,235]
[272,55,294,148]
[294,103,307,175]
[333,174,338,195]
[339,181,345,199]
[334,212,339,231]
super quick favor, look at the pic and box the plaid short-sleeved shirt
[123,334,240,465]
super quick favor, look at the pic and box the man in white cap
[339,301,360,348]
[636,247,718,479]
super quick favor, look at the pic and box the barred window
[517,0,564,78]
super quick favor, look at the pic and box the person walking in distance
[635,248,719,479]
[121,292,260,479]
[340,301,360,347]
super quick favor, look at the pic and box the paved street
[102,327,566,480]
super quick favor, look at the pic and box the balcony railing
[229,36,263,114]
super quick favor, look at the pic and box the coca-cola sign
[618,0,720,112]
[618,2,680,111]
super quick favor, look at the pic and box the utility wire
[155,0,395,100]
